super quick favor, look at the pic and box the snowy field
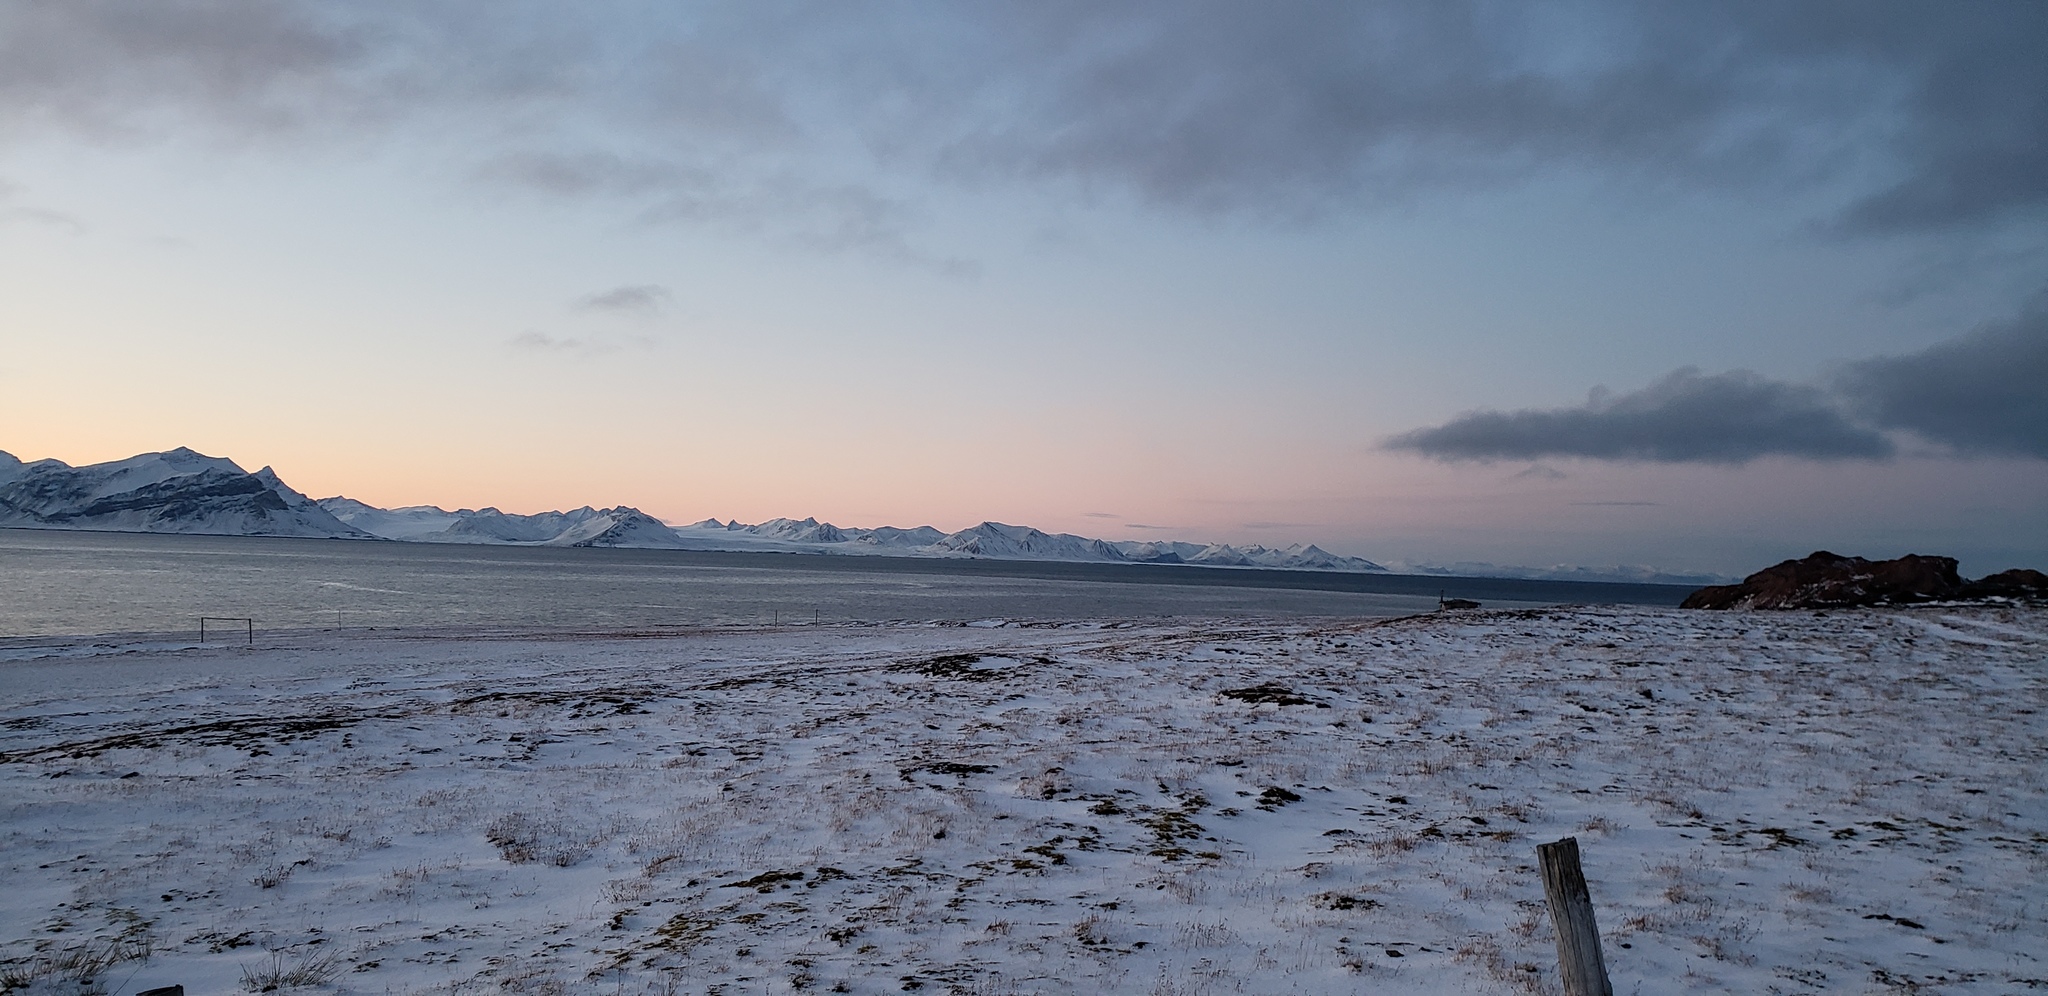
[1,605,2043,995]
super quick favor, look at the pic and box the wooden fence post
[1537,835,1612,996]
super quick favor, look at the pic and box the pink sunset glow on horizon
[2,2,2042,578]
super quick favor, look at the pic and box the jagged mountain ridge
[311,497,461,540]
[319,497,690,549]
[0,447,369,538]
[635,516,1386,571]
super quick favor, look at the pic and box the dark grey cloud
[573,284,670,317]
[1838,300,2048,458]
[1817,5,2048,234]
[0,1,2041,236]
[1393,296,2048,464]
[1387,368,1893,463]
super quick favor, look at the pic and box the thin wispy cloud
[573,284,670,317]
[0,180,84,233]
[507,330,656,358]
[475,152,968,268]
[0,205,83,233]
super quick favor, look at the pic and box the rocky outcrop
[1958,568,2048,601]
[1682,551,2042,609]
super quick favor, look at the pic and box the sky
[1,1,2044,577]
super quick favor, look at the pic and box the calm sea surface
[0,528,1690,640]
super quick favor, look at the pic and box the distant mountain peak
[1,448,367,538]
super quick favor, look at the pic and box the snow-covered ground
[1,605,2042,995]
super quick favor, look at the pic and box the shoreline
[1,526,1698,604]
[3,527,1684,643]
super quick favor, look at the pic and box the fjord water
[0,528,1688,639]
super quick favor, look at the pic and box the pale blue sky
[3,2,2044,576]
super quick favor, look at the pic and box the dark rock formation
[1683,552,2044,609]
[1682,551,1959,609]
[1958,568,2048,601]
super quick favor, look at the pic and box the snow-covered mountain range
[1,447,1388,571]
[314,502,1386,571]
[314,497,690,549]
[0,447,371,538]
[638,517,1383,571]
